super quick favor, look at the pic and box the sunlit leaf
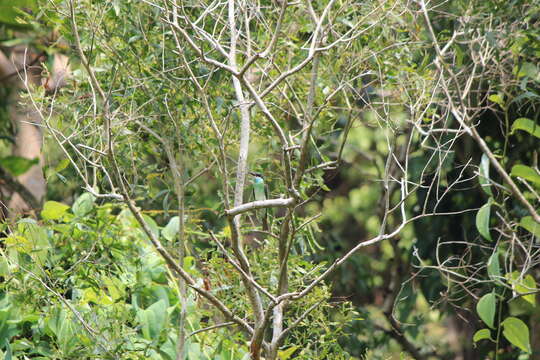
[278,346,299,360]
[4,235,30,252]
[488,94,504,108]
[41,201,70,220]
[54,158,70,172]
[82,288,113,305]
[507,272,537,307]
[104,278,125,301]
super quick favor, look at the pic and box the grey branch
[0,166,41,210]
[225,198,295,216]
[188,322,236,338]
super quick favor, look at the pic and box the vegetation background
[0,0,539,359]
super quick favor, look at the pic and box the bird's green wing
[253,182,266,201]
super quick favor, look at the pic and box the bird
[249,172,269,233]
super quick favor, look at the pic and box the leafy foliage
[0,196,355,359]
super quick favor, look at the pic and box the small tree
[40,0,429,358]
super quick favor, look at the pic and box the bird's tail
[262,208,269,233]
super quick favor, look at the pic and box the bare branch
[188,322,236,338]
[225,198,295,216]
[0,167,41,210]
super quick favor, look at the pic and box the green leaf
[137,299,167,341]
[0,37,32,47]
[511,165,540,185]
[476,201,492,241]
[112,0,121,16]
[136,309,151,341]
[477,292,496,329]
[0,156,38,176]
[142,214,160,240]
[41,201,70,220]
[4,342,12,360]
[16,220,49,263]
[511,118,540,139]
[507,272,537,307]
[479,154,492,196]
[158,336,177,360]
[0,0,37,27]
[487,250,501,284]
[278,346,299,360]
[488,94,504,108]
[104,278,125,301]
[517,62,539,80]
[519,216,540,237]
[0,257,8,277]
[508,297,534,317]
[162,216,179,241]
[473,328,493,343]
[501,317,531,353]
[54,158,70,172]
[72,192,95,217]
[519,275,537,307]
[82,288,113,305]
